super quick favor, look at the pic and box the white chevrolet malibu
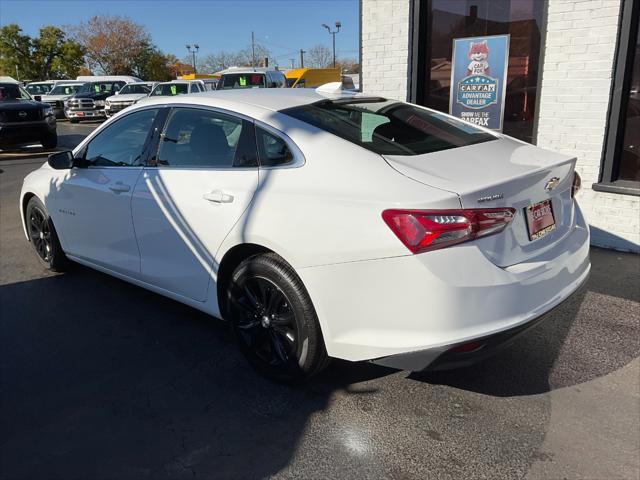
[20,88,590,381]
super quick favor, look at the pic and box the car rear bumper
[370,271,588,371]
[297,203,591,364]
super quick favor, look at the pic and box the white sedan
[20,88,590,381]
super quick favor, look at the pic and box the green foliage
[131,43,173,82]
[0,24,85,80]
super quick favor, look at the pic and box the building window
[412,0,544,144]
[595,0,640,196]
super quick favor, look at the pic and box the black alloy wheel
[232,276,298,369]
[29,204,53,263]
[227,253,329,382]
[25,197,67,271]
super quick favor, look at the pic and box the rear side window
[156,108,253,168]
[281,99,496,156]
[256,127,293,167]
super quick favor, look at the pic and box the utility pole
[251,31,256,67]
[299,49,305,68]
[290,58,295,69]
[322,21,341,68]
[186,44,199,74]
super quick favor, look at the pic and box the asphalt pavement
[0,121,639,480]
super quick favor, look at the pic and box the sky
[0,0,360,66]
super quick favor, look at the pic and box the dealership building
[360,0,639,252]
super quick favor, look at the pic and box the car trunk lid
[383,136,577,267]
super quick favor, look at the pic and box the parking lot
[0,123,639,479]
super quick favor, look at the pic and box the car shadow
[0,265,395,480]
[409,247,640,396]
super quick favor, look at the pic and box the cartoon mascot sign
[449,35,510,131]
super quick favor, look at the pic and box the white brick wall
[537,0,640,252]
[361,0,410,100]
[360,0,640,252]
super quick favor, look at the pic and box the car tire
[69,119,79,124]
[227,252,330,382]
[25,197,67,272]
[41,132,57,149]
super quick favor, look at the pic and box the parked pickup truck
[64,80,127,123]
[104,82,155,117]
[40,81,86,119]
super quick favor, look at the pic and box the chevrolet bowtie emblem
[544,177,561,192]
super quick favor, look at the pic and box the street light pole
[186,44,200,74]
[322,21,341,68]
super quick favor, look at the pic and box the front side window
[0,83,31,101]
[49,84,82,96]
[282,99,495,156]
[256,127,294,167]
[26,84,52,95]
[156,108,247,168]
[83,109,158,167]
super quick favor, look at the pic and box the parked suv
[104,82,155,117]
[0,81,57,149]
[40,82,86,118]
[65,80,126,123]
[216,68,287,90]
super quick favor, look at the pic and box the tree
[73,15,150,75]
[132,43,173,81]
[336,57,360,74]
[307,44,332,68]
[0,24,85,80]
[0,24,33,79]
[197,42,272,73]
[199,51,239,73]
[33,26,85,79]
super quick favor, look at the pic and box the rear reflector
[382,207,515,253]
[571,171,581,198]
[450,341,485,354]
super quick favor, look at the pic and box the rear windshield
[151,83,189,96]
[281,99,496,156]
[118,83,151,95]
[218,73,265,89]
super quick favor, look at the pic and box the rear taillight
[382,208,516,254]
[571,171,581,198]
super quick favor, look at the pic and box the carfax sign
[449,34,510,131]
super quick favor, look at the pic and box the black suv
[0,82,57,149]
[65,81,126,123]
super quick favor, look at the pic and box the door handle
[203,190,234,204]
[108,182,131,193]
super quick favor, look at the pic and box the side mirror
[48,150,74,170]
[34,95,42,101]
